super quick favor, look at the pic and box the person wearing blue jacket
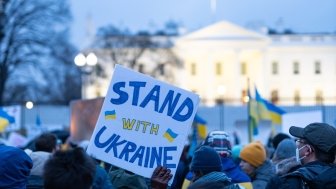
[182,131,252,189]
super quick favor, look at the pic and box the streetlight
[217,85,226,131]
[26,101,34,109]
[74,52,98,99]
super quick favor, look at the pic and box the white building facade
[174,21,336,106]
[84,21,336,106]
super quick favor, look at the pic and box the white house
[174,21,336,106]
[84,21,336,106]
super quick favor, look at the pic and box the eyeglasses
[295,138,305,145]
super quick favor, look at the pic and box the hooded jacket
[184,157,252,189]
[188,172,240,189]
[251,160,275,189]
[0,144,33,189]
[266,161,336,189]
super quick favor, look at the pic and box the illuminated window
[241,62,247,75]
[315,90,323,105]
[191,63,196,76]
[216,62,222,75]
[241,90,248,104]
[294,90,300,105]
[271,90,279,104]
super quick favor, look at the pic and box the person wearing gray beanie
[271,138,300,176]
[272,138,296,163]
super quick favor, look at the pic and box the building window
[293,62,299,74]
[138,64,144,73]
[241,90,248,104]
[216,62,222,75]
[191,63,196,76]
[316,90,323,105]
[271,90,279,104]
[294,90,300,105]
[272,61,278,75]
[315,61,321,74]
[158,64,165,75]
[241,62,247,75]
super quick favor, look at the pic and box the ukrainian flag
[0,108,15,132]
[194,114,207,139]
[163,128,178,142]
[255,88,285,125]
[105,110,116,120]
[248,87,286,138]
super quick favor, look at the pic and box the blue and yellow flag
[248,87,286,138]
[255,88,285,125]
[194,114,207,139]
[163,128,178,142]
[105,110,116,120]
[0,108,15,132]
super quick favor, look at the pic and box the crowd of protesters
[0,122,336,189]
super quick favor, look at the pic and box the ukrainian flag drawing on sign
[163,128,178,142]
[0,108,15,132]
[105,110,116,120]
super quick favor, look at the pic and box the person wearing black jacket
[266,123,336,189]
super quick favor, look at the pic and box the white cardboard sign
[282,111,322,135]
[87,65,199,179]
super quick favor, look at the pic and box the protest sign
[87,65,199,180]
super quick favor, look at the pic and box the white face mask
[295,145,308,164]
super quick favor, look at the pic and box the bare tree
[94,25,182,83]
[0,0,80,105]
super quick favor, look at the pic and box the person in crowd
[187,145,240,189]
[231,145,242,165]
[43,147,96,189]
[266,123,336,189]
[239,141,275,189]
[0,144,33,189]
[171,144,191,189]
[271,138,299,175]
[35,133,59,153]
[183,131,251,189]
[267,133,291,159]
[109,165,149,189]
[76,139,115,189]
[271,133,291,150]
[26,133,58,189]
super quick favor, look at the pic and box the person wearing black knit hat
[266,122,336,189]
[187,146,240,189]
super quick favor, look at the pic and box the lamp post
[217,85,226,131]
[74,52,98,99]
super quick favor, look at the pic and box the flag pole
[247,78,252,143]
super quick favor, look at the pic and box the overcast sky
[70,0,336,49]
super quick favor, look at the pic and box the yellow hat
[240,141,266,167]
